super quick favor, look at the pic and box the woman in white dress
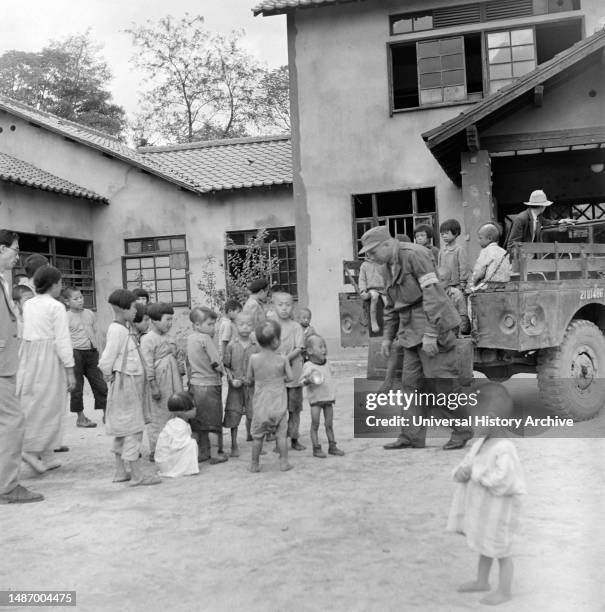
[18,266,76,473]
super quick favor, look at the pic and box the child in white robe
[447,382,526,606]
[155,392,199,478]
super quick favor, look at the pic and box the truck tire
[537,319,605,421]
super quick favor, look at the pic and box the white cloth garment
[155,417,199,478]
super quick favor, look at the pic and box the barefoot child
[99,289,160,486]
[155,392,199,478]
[447,382,525,605]
[187,307,227,465]
[358,258,388,334]
[298,307,316,341]
[247,320,293,472]
[140,302,183,462]
[270,291,306,451]
[63,286,107,428]
[216,299,241,361]
[223,312,259,454]
[301,335,344,458]
[242,278,269,331]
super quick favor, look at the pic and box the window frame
[224,226,298,297]
[122,235,190,307]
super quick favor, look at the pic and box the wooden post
[460,150,494,263]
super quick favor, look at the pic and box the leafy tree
[0,33,126,137]
[127,15,290,145]
[254,65,290,133]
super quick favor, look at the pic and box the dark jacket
[505,208,558,250]
[382,242,461,348]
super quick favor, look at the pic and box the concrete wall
[0,112,295,332]
[288,0,604,349]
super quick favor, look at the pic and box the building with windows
[255,0,605,349]
[0,96,294,331]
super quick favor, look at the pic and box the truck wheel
[537,319,605,421]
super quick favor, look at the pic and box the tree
[127,15,290,145]
[254,65,290,133]
[0,33,126,137]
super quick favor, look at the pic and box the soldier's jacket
[382,242,461,348]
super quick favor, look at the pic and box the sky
[0,0,287,120]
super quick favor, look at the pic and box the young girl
[155,392,199,478]
[447,382,526,606]
[140,302,183,462]
[18,266,76,474]
[301,334,344,458]
[246,320,293,473]
[12,284,33,338]
[99,289,159,487]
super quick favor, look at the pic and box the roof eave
[1,176,109,204]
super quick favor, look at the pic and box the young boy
[99,289,160,486]
[155,392,199,478]
[358,258,387,334]
[223,312,259,454]
[301,335,344,458]
[470,223,512,289]
[437,267,470,335]
[242,278,269,330]
[187,307,227,465]
[438,219,469,291]
[414,224,439,264]
[216,299,242,360]
[63,286,107,428]
[270,291,306,451]
[132,287,150,305]
[140,302,183,462]
[298,307,316,341]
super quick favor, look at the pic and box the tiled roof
[139,135,292,193]
[253,0,361,16]
[0,151,108,202]
[0,96,201,193]
[422,28,605,184]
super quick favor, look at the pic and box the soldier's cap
[248,278,269,293]
[359,225,393,254]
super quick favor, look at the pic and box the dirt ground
[3,366,604,612]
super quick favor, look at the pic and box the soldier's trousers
[397,344,473,446]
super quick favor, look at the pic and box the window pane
[443,85,466,101]
[155,256,170,267]
[487,31,510,48]
[511,29,533,45]
[391,16,413,34]
[280,228,295,242]
[141,268,155,281]
[170,253,187,269]
[413,14,433,31]
[173,291,188,304]
[157,239,171,251]
[126,242,141,254]
[156,280,171,291]
[171,238,185,250]
[490,63,513,79]
[441,53,464,70]
[172,278,186,290]
[439,37,463,54]
[157,292,172,302]
[442,70,464,86]
[512,45,535,61]
[140,258,154,269]
[420,88,443,104]
[156,267,171,280]
[125,258,140,270]
[489,79,512,93]
[489,48,512,64]
[417,40,440,58]
[512,60,536,76]
[418,57,442,73]
[127,281,140,290]
[171,268,186,279]
[126,270,141,282]
[419,72,442,88]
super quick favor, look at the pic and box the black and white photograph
[1,0,604,610]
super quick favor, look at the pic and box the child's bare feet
[230,447,240,458]
[129,474,161,486]
[249,463,261,473]
[458,581,490,592]
[279,463,293,472]
[480,592,511,606]
[112,471,131,483]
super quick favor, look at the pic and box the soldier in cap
[359,225,473,450]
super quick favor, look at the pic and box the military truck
[339,219,605,421]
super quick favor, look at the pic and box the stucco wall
[289,0,604,348]
[0,112,295,332]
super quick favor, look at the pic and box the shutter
[485,0,533,21]
[433,3,482,28]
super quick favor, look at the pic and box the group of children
[359,219,512,336]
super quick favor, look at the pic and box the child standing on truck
[438,219,469,291]
[358,258,388,334]
[447,383,525,606]
[469,223,512,290]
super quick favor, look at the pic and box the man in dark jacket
[505,189,574,249]
[359,225,473,451]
